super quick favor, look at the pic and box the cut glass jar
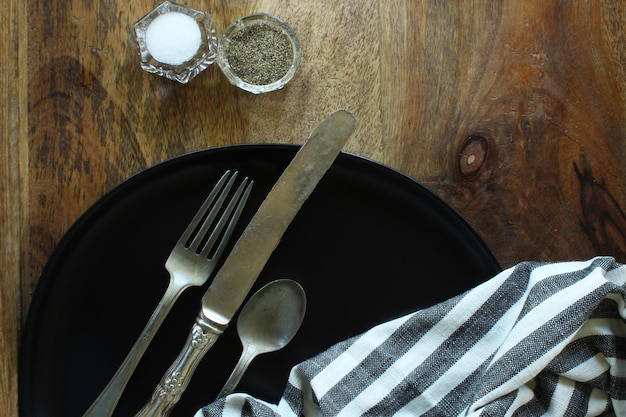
[134,1,218,84]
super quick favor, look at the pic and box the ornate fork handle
[135,314,226,417]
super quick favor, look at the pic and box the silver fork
[83,170,253,417]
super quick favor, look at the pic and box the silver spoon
[217,278,307,399]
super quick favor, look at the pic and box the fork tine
[178,170,237,248]
[197,177,253,259]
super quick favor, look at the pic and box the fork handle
[83,280,186,417]
[134,313,226,417]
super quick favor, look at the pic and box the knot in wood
[458,135,489,178]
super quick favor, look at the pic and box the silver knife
[135,110,356,417]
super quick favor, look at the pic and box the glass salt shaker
[134,0,218,84]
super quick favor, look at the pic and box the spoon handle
[134,313,225,417]
[83,279,186,417]
[217,347,257,399]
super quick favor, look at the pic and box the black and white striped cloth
[197,257,626,416]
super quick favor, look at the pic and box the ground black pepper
[225,21,294,86]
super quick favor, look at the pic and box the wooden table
[3,1,625,415]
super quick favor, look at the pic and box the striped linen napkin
[197,256,626,416]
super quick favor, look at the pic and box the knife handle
[134,314,225,417]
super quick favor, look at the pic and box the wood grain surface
[2,0,625,415]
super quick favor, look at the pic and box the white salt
[145,12,202,65]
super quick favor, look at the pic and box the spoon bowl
[217,278,307,398]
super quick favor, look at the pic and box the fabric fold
[198,257,626,416]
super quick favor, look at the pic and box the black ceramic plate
[20,145,501,417]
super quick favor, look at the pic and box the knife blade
[135,109,356,417]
